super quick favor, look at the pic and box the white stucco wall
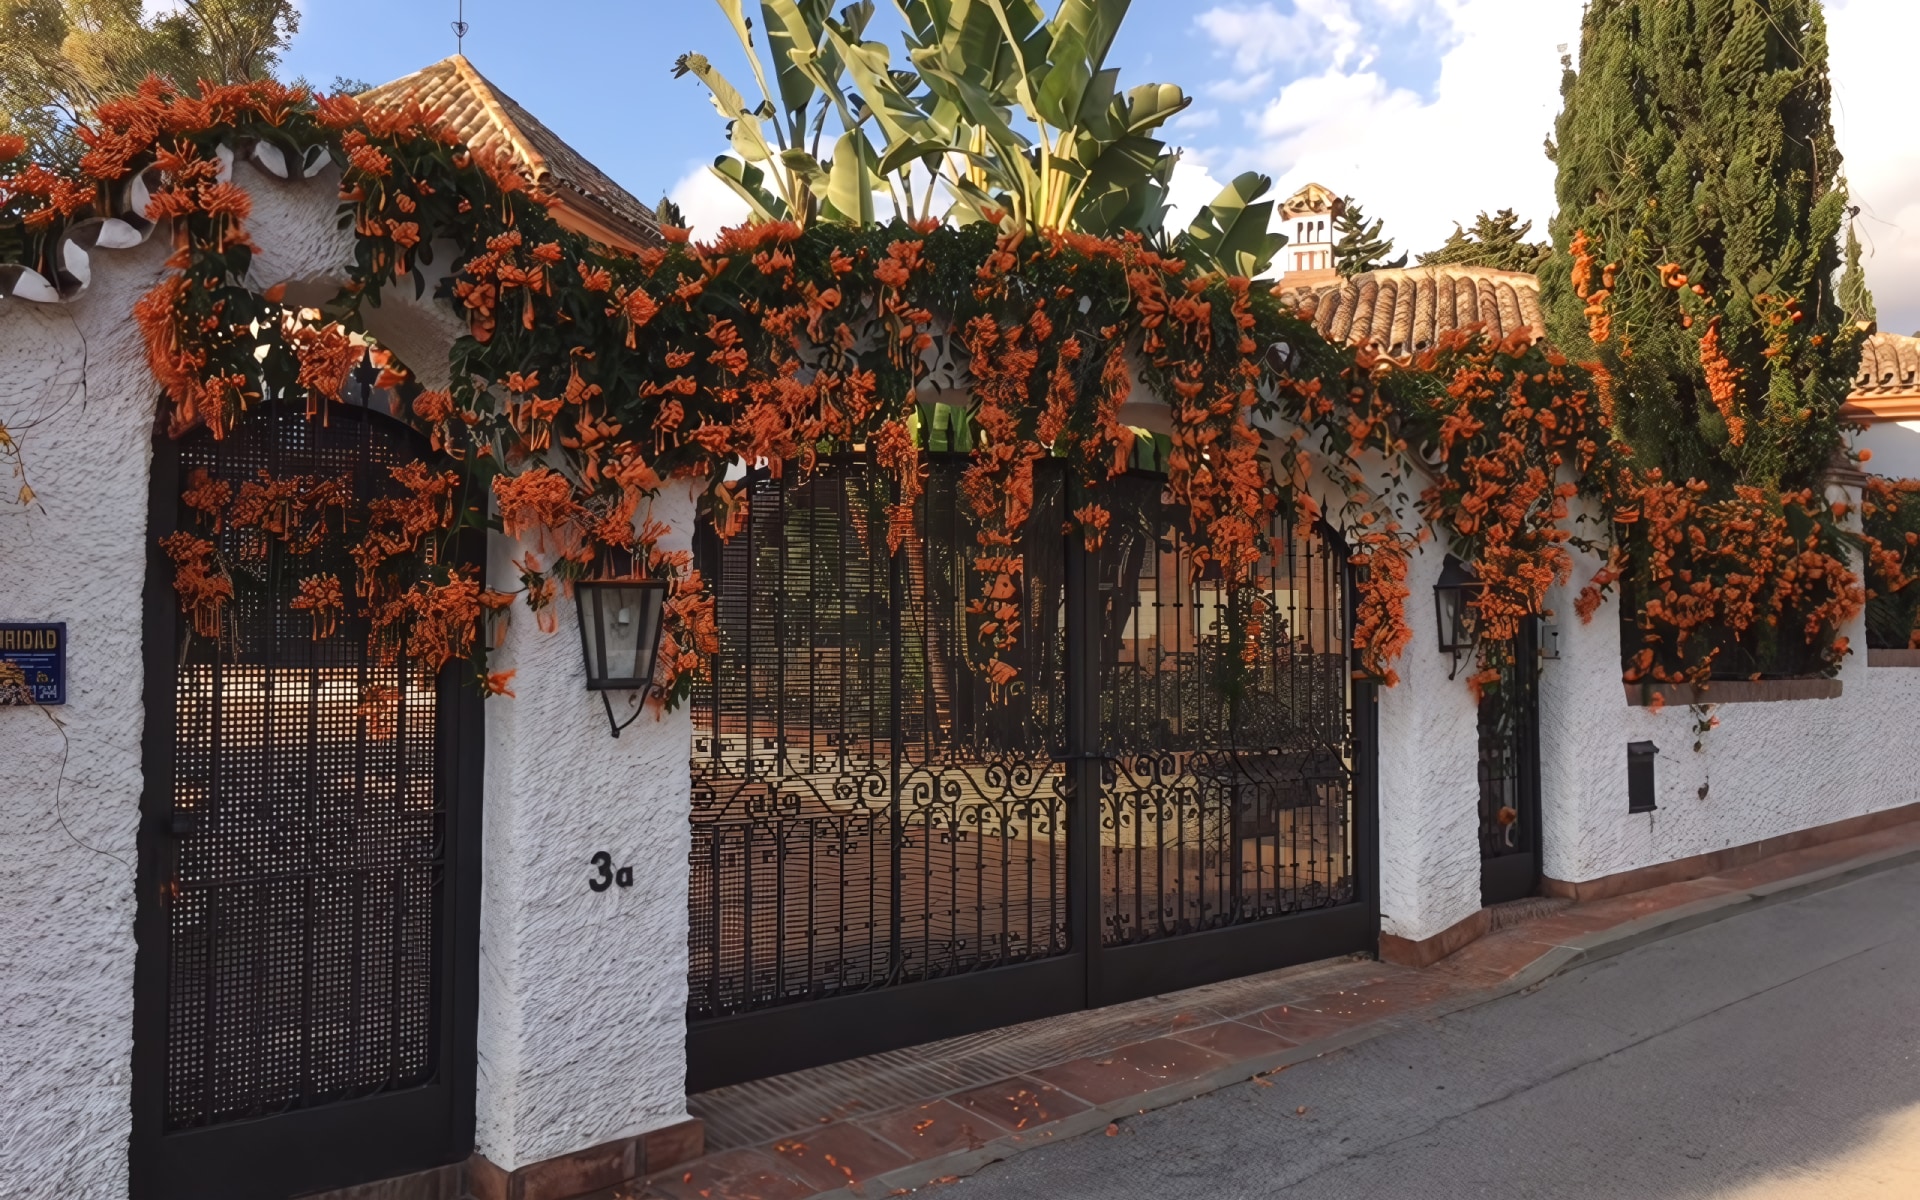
[1537,506,1920,885]
[1853,421,1920,480]
[0,155,693,1196]
[475,492,695,1170]
[0,225,170,1200]
[1372,540,1485,943]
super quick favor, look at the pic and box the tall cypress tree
[1839,221,1877,328]
[1543,0,1858,490]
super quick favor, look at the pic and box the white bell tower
[1277,182,1342,285]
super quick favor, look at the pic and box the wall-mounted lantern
[1433,555,1484,679]
[575,578,668,737]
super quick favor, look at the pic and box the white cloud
[667,161,753,239]
[1195,2,1371,73]
[1190,0,1920,338]
[1164,154,1230,234]
[1827,0,1920,338]
[1172,107,1222,131]
[1205,71,1276,102]
[1194,1,1452,74]
[1192,0,1578,263]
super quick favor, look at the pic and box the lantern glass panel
[578,581,666,691]
[1435,587,1464,652]
[1433,557,1484,655]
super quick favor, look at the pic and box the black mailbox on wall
[1628,741,1659,813]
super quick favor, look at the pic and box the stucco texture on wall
[0,227,170,1200]
[476,488,696,1171]
[1373,540,1484,944]
[1538,525,1919,886]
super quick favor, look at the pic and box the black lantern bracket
[575,578,670,739]
[599,690,647,738]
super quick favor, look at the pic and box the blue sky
[280,1,1920,335]
[282,1,1265,217]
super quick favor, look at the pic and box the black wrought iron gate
[133,395,481,1200]
[1478,620,1543,906]
[687,458,1374,1090]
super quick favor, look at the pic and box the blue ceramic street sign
[0,622,66,705]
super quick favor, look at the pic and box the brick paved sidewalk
[632,820,1920,1200]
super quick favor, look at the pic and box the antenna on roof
[453,0,469,54]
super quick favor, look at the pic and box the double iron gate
[687,457,1375,1090]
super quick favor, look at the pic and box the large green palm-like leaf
[1180,172,1290,280]
[681,0,1273,253]
[821,129,878,225]
[709,156,791,222]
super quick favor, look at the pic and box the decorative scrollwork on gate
[1092,472,1357,947]
[687,458,1071,1020]
[687,457,1361,1022]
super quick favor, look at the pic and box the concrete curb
[1499,843,1920,996]
[775,845,1920,1198]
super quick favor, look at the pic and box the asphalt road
[949,860,1920,1199]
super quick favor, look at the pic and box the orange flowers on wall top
[1,80,1887,707]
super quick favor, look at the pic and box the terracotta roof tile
[360,56,661,253]
[1854,332,1920,398]
[1843,332,1920,422]
[1275,265,1546,358]
[1283,268,1918,423]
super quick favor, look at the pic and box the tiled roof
[360,56,661,253]
[1845,332,1920,421]
[1275,265,1546,359]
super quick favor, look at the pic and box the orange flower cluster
[1611,475,1861,684]
[1860,477,1920,649]
[34,73,1884,711]
[1569,230,1614,345]
[229,470,350,557]
[353,462,462,596]
[494,466,585,556]
[158,531,233,640]
[1348,537,1412,687]
[288,322,361,415]
[1697,318,1745,446]
[1411,331,1601,649]
[373,571,486,672]
[290,574,345,640]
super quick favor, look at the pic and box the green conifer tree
[1,0,299,163]
[1419,209,1552,274]
[1839,221,1877,329]
[1332,197,1406,277]
[1542,0,1859,489]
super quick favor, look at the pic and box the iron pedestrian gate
[1478,619,1543,906]
[687,457,1376,1090]
[133,395,481,1200]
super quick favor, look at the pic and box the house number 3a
[588,851,634,892]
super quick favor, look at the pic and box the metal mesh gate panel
[1092,473,1354,944]
[689,459,1071,1019]
[1478,620,1542,905]
[163,402,444,1130]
